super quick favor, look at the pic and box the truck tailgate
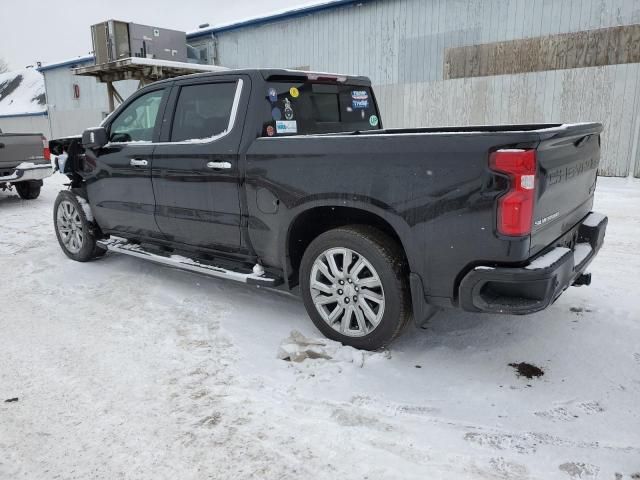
[0,133,45,172]
[530,123,603,255]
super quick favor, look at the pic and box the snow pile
[277,330,382,366]
[0,68,46,116]
[75,195,94,222]
[583,211,607,227]
[526,247,570,270]
[573,242,593,265]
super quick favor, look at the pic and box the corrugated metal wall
[0,115,50,138]
[42,68,137,139]
[192,0,640,177]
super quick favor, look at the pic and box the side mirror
[82,127,108,149]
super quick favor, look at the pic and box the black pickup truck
[53,68,607,349]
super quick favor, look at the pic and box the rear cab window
[261,80,380,137]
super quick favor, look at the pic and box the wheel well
[287,206,406,286]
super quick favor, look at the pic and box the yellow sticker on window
[289,87,299,98]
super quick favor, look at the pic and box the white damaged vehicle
[0,128,52,199]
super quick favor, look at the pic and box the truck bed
[246,121,603,302]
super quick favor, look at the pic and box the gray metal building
[188,0,640,177]
[38,56,138,139]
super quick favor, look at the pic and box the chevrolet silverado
[52,69,607,349]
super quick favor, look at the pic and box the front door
[86,87,168,238]
[152,77,246,252]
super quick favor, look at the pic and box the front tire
[53,191,105,262]
[300,225,411,350]
[14,181,41,199]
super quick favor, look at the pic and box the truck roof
[149,68,372,87]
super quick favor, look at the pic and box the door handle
[130,158,148,167]
[206,161,232,170]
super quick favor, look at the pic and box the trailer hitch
[573,273,592,287]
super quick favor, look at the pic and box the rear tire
[299,225,411,350]
[53,191,105,262]
[15,181,41,200]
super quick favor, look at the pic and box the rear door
[86,87,168,238]
[151,75,247,252]
[530,123,604,254]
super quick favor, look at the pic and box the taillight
[489,149,536,236]
[42,135,50,161]
[306,73,347,82]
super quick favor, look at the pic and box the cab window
[109,89,164,143]
[170,82,237,142]
[262,81,380,137]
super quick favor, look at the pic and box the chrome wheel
[310,247,385,337]
[56,200,84,254]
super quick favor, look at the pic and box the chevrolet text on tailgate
[52,69,608,350]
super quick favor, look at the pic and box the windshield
[262,81,380,137]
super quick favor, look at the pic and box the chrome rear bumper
[0,162,53,183]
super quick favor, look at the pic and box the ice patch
[277,330,382,366]
[558,462,600,479]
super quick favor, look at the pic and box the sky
[0,0,315,70]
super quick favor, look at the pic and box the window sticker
[351,90,369,101]
[284,98,294,120]
[266,125,275,137]
[276,120,297,134]
[268,88,278,103]
[271,107,282,121]
[352,99,369,109]
[352,90,370,109]
[289,87,300,98]
[369,115,379,127]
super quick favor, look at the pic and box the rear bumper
[0,162,53,183]
[458,212,607,314]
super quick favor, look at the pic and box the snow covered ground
[1,173,639,479]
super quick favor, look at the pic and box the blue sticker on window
[352,99,369,109]
[271,107,282,121]
[276,121,297,134]
[351,90,369,101]
[268,88,277,103]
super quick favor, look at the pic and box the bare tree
[0,58,8,73]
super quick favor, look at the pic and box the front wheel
[299,225,412,350]
[53,191,105,262]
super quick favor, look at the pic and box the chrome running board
[97,237,281,287]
